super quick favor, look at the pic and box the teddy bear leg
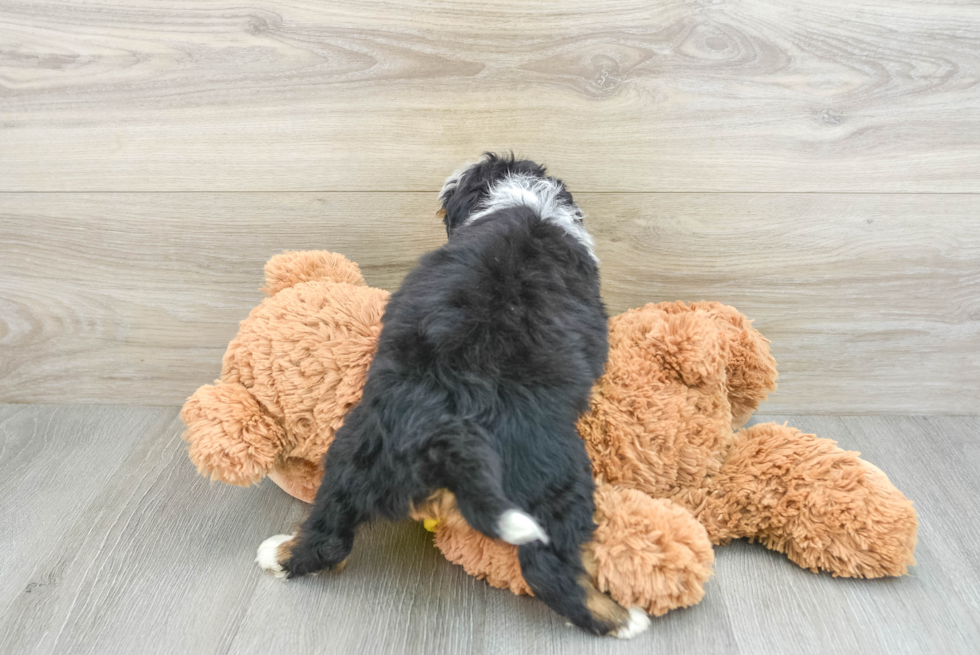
[702,423,917,577]
[181,382,287,487]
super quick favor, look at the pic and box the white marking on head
[438,163,472,205]
[255,533,293,579]
[465,173,598,262]
[615,607,651,639]
[497,509,549,545]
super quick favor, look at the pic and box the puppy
[257,153,649,638]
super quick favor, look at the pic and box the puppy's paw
[255,533,294,579]
[497,509,549,545]
[614,607,651,640]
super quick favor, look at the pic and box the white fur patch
[614,607,651,639]
[497,509,549,545]
[438,165,470,204]
[465,173,598,262]
[255,533,293,579]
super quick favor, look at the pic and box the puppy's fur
[258,153,646,637]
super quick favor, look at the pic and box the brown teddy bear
[181,250,917,617]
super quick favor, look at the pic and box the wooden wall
[1,0,978,413]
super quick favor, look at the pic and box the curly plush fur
[182,250,917,618]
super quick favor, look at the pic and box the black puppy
[257,153,649,638]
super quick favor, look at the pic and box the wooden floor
[0,404,977,655]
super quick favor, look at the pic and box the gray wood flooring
[1,405,977,655]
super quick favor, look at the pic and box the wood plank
[0,403,737,655]
[2,0,979,192]
[228,521,491,655]
[3,407,979,653]
[593,194,980,415]
[0,404,301,654]
[0,404,174,624]
[230,528,737,655]
[0,192,446,407]
[2,192,977,413]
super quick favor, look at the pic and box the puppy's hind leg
[518,478,650,638]
[420,420,548,546]
[257,442,368,579]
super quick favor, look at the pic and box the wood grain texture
[2,0,979,192]
[592,193,980,415]
[1,405,978,654]
[0,404,299,654]
[2,192,977,413]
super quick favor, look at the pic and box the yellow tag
[423,518,439,532]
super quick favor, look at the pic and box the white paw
[255,533,293,579]
[615,607,651,640]
[497,509,549,545]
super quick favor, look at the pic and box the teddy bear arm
[180,381,287,487]
[702,423,917,578]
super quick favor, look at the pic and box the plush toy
[182,250,917,617]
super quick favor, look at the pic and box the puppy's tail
[420,421,548,546]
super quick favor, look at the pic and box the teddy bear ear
[680,302,779,429]
[645,309,729,388]
[262,250,366,296]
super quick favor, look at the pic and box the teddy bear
[181,250,918,617]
